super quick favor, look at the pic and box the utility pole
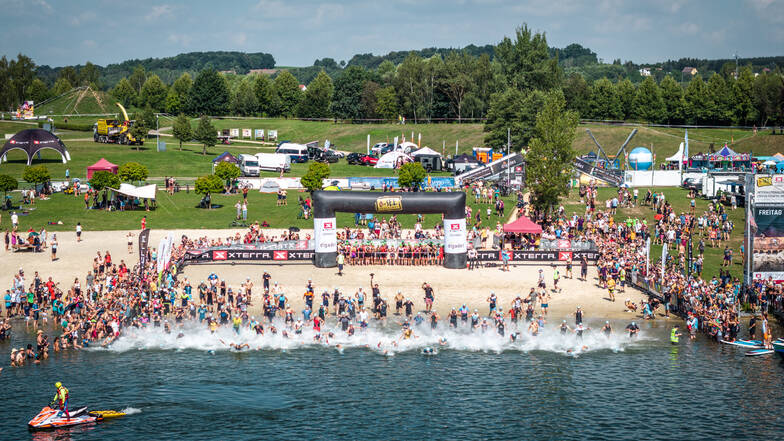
[507,127,511,187]
[734,52,739,78]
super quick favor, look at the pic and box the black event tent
[212,151,238,164]
[0,129,70,165]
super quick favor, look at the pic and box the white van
[238,154,260,176]
[255,152,291,172]
[275,143,309,163]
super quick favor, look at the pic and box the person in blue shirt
[302,306,312,321]
[198,305,207,322]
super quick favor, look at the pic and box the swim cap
[55,382,62,388]
[632,322,636,326]
[606,321,609,324]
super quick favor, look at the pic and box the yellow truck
[93,103,144,145]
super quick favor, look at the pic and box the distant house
[298,84,307,91]
[220,69,237,75]
[681,67,698,76]
[639,67,651,77]
[762,67,771,73]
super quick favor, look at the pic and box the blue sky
[1,0,782,68]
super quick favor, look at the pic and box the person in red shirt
[141,216,146,230]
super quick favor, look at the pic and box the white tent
[665,142,685,162]
[397,141,417,153]
[411,147,442,157]
[763,159,777,166]
[375,151,413,169]
[109,183,157,200]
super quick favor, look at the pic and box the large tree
[272,70,302,117]
[375,86,399,120]
[253,74,275,116]
[166,72,192,114]
[330,66,367,119]
[297,70,333,118]
[440,51,474,121]
[118,162,149,183]
[22,165,50,185]
[483,88,546,150]
[398,162,426,189]
[128,65,147,94]
[300,162,330,192]
[0,174,18,199]
[632,76,665,123]
[590,78,622,120]
[525,91,578,212]
[394,53,425,122]
[172,113,193,151]
[187,68,230,116]
[494,24,560,92]
[614,78,636,120]
[140,74,168,112]
[706,73,733,125]
[194,174,223,209]
[659,75,684,124]
[732,67,757,125]
[194,114,217,155]
[89,170,120,191]
[683,75,709,124]
[111,78,137,108]
[231,77,258,116]
[562,72,591,118]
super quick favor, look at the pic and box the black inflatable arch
[312,190,467,269]
[0,128,71,165]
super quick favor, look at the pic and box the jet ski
[28,406,101,430]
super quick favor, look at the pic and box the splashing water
[121,407,142,415]
[98,318,653,357]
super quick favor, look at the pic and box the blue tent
[212,151,237,164]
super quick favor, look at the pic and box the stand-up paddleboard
[745,349,774,357]
[721,340,763,348]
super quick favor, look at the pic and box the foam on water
[121,407,142,415]
[98,318,653,357]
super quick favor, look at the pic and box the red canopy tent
[87,158,118,179]
[503,216,543,234]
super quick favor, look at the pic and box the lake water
[2,319,783,440]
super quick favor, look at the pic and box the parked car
[360,154,379,166]
[346,152,365,165]
[314,149,341,163]
[682,177,702,192]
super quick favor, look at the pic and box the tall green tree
[0,174,18,199]
[614,78,636,120]
[111,78,137,108]
[562,72,591,118]
[214,161,241,185]
[732,67,756,125]
[166,73,192,114]
[172,113,193,151]
[706,73,733,125]
[330,66,367,119]
[272,70,302,117]
[9,54,36,105]
[57,66,78,90]
[253,74,275,116]
[25,78,50,104]
[495,24,561,91]
[525,91,578,212]
[301,162,330,192]
[297,70,333,118]
[194,114,217,155]
[375,86,399,120]
[128,65,147,94]
[22,165,50,185]
[440,52,474,121]
[659,75,683,124]
[140,74,168,112]
[632,76,665,123]
[377,60,396,86]
[394,53,425,122]
[590,78,622,120]
[52,77,72,96]
[752,72,784,126]
[187,68,230,116]
[483,88,546,150]
[78,61,100,87]
[683,75,709,124]
[360,81,380,119]
[231,77,258,116]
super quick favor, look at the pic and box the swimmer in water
[219,339,249,351]
[559,320,570,334]
[600,321,612,337]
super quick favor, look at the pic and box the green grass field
[3,119,784,184]
[0,190,514,233]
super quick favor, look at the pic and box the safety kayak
[720,339,764,349]
[28,406,101,430]
[89,410,126,419]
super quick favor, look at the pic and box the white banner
[156,236,169,274]
[755,175,784,204]
[314,217,337,253]
[230,128,240,137]
[255,129,264,139]
[443,218,467,254]
[242,128,252,138]
[268,130,278,141]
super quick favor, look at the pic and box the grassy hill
[35,87,118,116]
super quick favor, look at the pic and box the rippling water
[2,320,783,440]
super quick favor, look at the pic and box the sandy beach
[2,228,644,323]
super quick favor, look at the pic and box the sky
[1,0,783,68]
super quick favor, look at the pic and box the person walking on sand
[75,223,82,242]
[50,234,58,261]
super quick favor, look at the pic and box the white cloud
[253,0,296,17]
[746,0,784,24]
[68,11,97,27]
[168,33,193,46]
[309,3,345,25]
[679,22,700,35]
[232,32,247,45]
[146,4,175,22]
[82,39,97,48]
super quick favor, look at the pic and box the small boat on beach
[721,339,764,349]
